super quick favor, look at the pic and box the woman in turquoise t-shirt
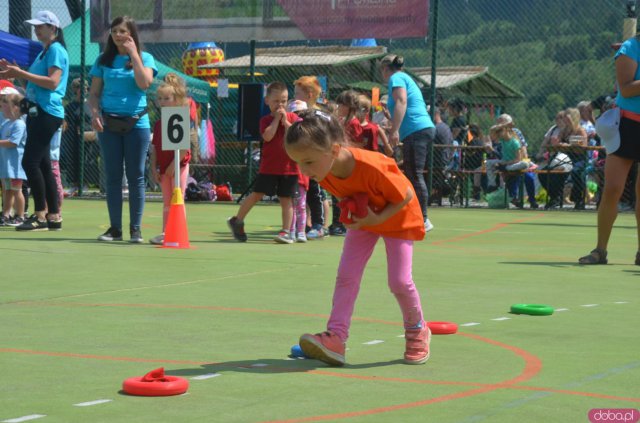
[380,54,436,232]
[88,16,157,243]
[0,10,68,231]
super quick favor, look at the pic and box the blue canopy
[0,30,42,67]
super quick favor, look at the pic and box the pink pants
[327,229,425,342]
[160,164,189,232]
[51,160,63,212]
[290,186,307,234]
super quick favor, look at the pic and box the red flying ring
[122,375,189,396]
[427,321,458,335]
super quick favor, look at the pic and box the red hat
[0,80,15,90]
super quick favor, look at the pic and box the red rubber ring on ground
[427,321,458,335]
[122,376,189,396]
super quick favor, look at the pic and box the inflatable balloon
[182,42,225,85]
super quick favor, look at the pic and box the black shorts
[615,117,640,161]
[253,173,298,197]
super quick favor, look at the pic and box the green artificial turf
[0,200,638,422]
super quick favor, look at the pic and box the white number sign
[161,106,190,151]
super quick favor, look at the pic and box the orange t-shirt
[320,147,425,240]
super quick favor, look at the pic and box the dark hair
[380,54,404,71]
[99,16,142,68]
[448,98,466,114]
[469,123,482,138]
[51,24,66,48]
[285,109,346,152]
[40,24,66,56]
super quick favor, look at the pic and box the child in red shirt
[285,109,429,366]
[335,89,362,144]
[355,94,394,156]
[227,81,299,243]
[149,74,192,245]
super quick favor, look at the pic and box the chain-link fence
[4,0,632,209]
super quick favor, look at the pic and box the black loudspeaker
[237,83,268,140]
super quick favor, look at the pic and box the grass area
[0,200,638,422]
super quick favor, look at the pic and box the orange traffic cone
[163,187,190,248]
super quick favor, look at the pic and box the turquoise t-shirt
[501,137,521,162]
[615,37,640,113]
[89,52,158,129]
[25,42,69,119]
[387,71,433,140]
[0,118,27,180]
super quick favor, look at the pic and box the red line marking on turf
[12,301,330,319]
[5,300,638,421]
[457,332,542,385]
[431,214,546,246]
[0,348,210,366]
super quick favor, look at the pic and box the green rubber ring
[510,304,554,316]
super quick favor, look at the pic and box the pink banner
[277,0,429,39]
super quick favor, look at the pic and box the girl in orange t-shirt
[284,109,429,367]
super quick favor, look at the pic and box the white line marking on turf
[190,373,220,380]
[614,301,629,304]
[397,334,405,338]
[250,363,268,367]
[581,304,599,307]
[73,399,112,407]
[2,415,46,423]
[363,340,384,345]
[491,317,511,321]
[555,308,569,312]
[460,322,481,327]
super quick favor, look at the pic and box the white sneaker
[149,233,164,245]
[297,232,308,243]
[274,230,294,244]
[425,218,434,232]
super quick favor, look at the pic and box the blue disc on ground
[291,344,305,358]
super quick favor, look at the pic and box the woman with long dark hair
[88,16,157,243]
[0,10,68,231]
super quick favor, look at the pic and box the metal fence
[6,0,634,209]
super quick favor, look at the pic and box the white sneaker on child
[297,232,307,243]
[274,230,294,244]
[149,233,165,245]
[425,218,434,232]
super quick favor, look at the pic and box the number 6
[168,114,184,143]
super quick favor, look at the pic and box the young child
[335,90,362,143]
[289,167,309,242]
[284,109,429,366]
[326,90,362,236]
[355,95,393,156]
[0,90,27,226]
[149,73,192,245]
[227,81,299,244]
[485,121,523,200]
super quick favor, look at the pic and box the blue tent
[0,30,42,67]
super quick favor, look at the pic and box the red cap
[0,80,15,90]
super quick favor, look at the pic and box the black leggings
[22,108,63,215]
[306,179,324,228]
